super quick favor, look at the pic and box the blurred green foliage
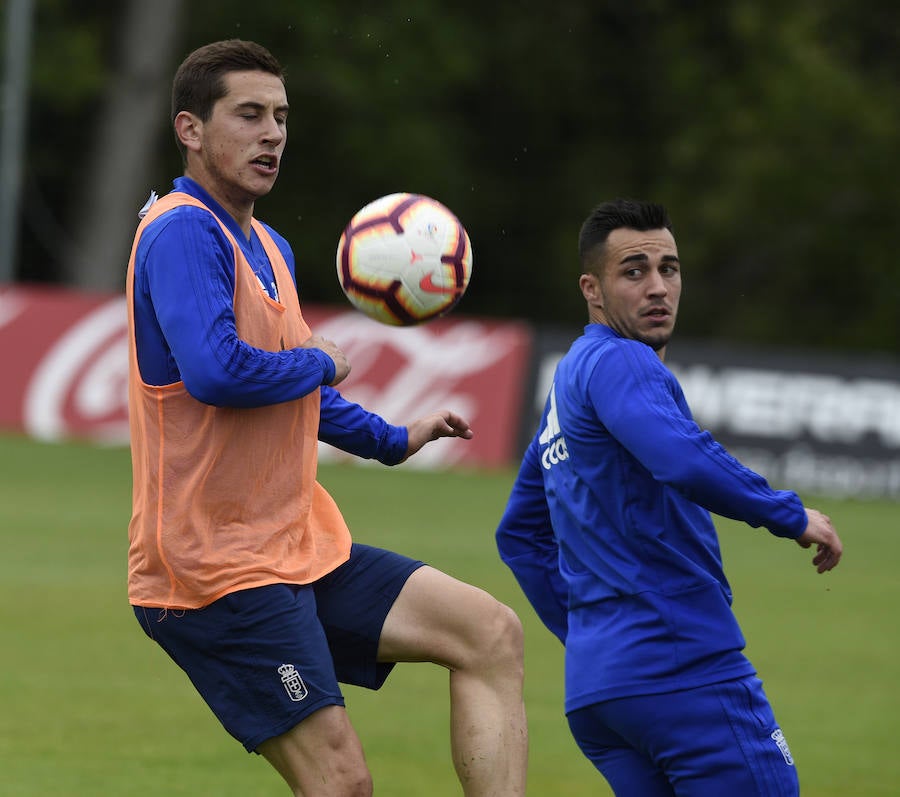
[12,0,900,351]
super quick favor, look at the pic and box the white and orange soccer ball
[336,193,473,326]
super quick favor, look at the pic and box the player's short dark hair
[171,39,285,159]
[578,198,673,274]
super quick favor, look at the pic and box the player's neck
[184,170,255,238]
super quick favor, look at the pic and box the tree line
[12,0,900,353]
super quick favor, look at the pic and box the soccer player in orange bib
[126,39,526,796]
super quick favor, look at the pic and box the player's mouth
[642,306,671,323]
[251,154,278,174]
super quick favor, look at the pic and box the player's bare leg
[378,566,528,796]
[257,704,372,796]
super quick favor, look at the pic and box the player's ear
[174,111,202,153]
[580,272,602,304]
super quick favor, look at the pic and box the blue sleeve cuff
[318,386,409,464]
[309,347,336,385]
[767,493,809,539]
[379,425,409,466]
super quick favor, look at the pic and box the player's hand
[795,508,843,573]
[402,411,473,462]
[302,335,350,386]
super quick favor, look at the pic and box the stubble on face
[592,227,681,354]
[187,70,288,230]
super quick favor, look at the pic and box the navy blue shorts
[567,676,799,796]
[134,543,424,752]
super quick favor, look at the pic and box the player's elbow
[495,520,539,564]
[182,370,246,407]
[495,524,518,565]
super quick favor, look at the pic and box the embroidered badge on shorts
[771,728,794,765]
[278,663,309,702]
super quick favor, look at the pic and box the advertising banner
[526,330,900,500]
[0,284,130,444]
[0,284,533,468]
[669,341,900,500]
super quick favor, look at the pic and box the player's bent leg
[377,565,528,797]
[257,704,372,797]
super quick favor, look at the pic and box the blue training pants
[567,676,799,797]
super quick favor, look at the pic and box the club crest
[278,663,308,702]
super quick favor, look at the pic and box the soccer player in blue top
[495,198,843,796]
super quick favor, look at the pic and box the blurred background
[4,0,899,350]
[2,5,899,795]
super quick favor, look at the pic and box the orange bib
[126,192,351,608]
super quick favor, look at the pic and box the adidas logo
[540,384,569,469]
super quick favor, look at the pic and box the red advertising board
[0,284,532,468]
[0,284,130,444]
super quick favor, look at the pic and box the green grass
[1,433,898,795]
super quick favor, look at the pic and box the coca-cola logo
[9,292,531,468]
[23,297,130,442]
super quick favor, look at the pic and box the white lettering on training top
[540,385,569,470]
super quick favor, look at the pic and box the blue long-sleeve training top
[496,323,807,713]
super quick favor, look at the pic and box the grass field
[1,432,898,796]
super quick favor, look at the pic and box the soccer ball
[336,193,473,326]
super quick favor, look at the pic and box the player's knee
[474,599,525,677]
[497,602,525,672]
[317,734,373,796]
[336,767,373,797]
